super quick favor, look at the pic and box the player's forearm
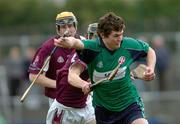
[73,39,84,50]
[147,47,156,70]
[68,72,88,89]
[29,74,56,88]
[54,37,84,49]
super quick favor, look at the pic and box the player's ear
[100,33,105,38]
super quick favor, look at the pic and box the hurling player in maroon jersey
[28,11,85,123]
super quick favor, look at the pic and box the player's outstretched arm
[54,37,84,50]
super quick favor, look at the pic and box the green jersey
[82,37,149,112]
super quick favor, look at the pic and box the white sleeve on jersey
[43,61,49,72]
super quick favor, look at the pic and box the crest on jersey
[97,61,103,68]
[57,56,65,63]
[118,56,125,65]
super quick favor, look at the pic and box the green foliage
[0,0,179,34]
[0,0,59,26]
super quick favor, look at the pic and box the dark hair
[97,12,125,37]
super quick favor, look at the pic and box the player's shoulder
[122,36,148,49]
[37,36,57,52]
[123,36,138,43]
[41,35,57,47]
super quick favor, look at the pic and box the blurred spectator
[137,35,149,43]
[22,47,42,110]
[22,47,36,82]
[148,118,161,124]
[151,35,171,91]
[4,46,24,96]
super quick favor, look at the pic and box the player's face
[58,23,76,37]
[103,30,124,50]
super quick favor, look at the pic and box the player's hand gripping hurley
[20,30,69,103]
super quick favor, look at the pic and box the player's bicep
[69,63,85,76]
[68,62,86,86]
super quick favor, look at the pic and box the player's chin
[114,44,120,49]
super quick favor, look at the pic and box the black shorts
[95,102,145,124]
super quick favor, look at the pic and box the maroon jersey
[56,52,89,108]
[29,36,74,99]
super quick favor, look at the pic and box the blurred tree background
[0,0,180,35]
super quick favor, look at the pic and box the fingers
[81,83,91,94]
[54,38,71,48]
[54,38,62,46]
[143,67,155,81]
[143,73,155,81]
[130,71,135,80]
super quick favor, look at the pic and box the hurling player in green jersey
[55,12,156,124]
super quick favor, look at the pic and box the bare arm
[54,37,84,50]
[147,47,156,70]
[29,73,56,88]
[143,47,156,81]
[68,63,90,94]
